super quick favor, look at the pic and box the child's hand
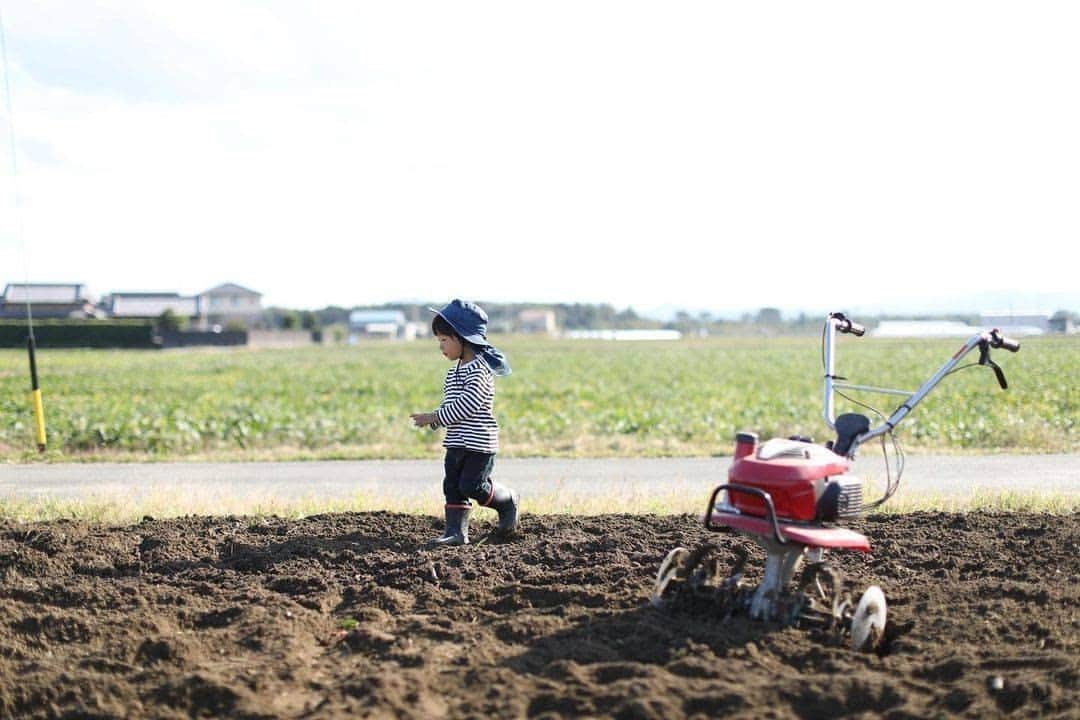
[410,413,435,428]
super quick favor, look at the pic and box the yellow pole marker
[28,335,45,452]
[3,15,44,453]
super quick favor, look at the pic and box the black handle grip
[989,330,1020,352]
[839,317,866,336]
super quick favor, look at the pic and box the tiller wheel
[651,535,886,652]
[651,544,751,618]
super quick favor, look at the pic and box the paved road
[1,455,1076,515]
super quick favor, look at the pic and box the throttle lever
[978,341,1009,390]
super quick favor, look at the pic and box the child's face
[436,333,464,361]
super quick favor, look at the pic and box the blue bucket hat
[429,299,511,376]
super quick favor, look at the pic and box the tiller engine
[651,312,1021,652]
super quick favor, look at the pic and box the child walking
[410,299,519,545]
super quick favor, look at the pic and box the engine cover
[815,474,864,521]
[728,437,854,522]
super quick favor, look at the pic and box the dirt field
[0,510,1075,719]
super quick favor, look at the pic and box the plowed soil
[0,510,1076,719]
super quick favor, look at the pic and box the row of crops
[0,334,1075,460]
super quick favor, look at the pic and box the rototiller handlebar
[823,311,1021,459]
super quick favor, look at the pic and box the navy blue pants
[443,447,496,506]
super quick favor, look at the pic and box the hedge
[0,321,156,348]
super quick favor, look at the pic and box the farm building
[872,321,978,338]
[104,292,205,326]
[565,329,683,341]
[1048,313,1075,334]
[518,309,558,335]
[978,312,1048,336]
[0,282,98,319]
[349,310,410,341]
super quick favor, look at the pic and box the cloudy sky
[0,1,1077,314]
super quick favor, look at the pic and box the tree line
[254,303,1076,334]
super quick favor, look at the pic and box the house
[104,292,204,326]
[200,283,263,329]
[0,282,98,319]
[518,309,558,335]
[349,310,409,340]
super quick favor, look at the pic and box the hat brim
[428,307,490,347]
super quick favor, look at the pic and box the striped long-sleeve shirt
[433,358,499,453]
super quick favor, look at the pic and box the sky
[0,1,1077,317]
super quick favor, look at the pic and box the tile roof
[203,283,261,297]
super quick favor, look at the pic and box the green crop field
[0,334,1076,462]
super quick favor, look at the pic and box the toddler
[410,299,518,545]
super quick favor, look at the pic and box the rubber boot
[434,505,471,546]
[487,485,519,536]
